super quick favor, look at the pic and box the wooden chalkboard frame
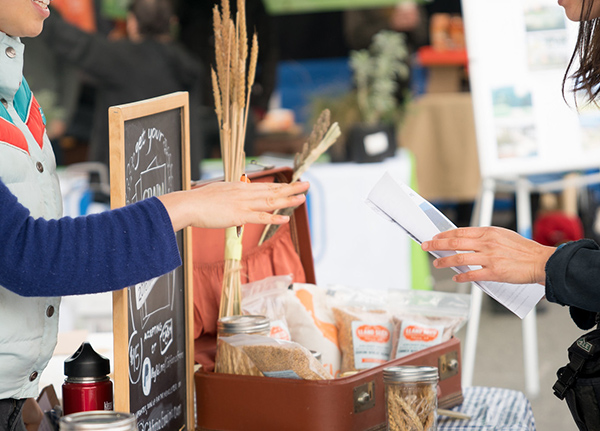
[109,92,194,430]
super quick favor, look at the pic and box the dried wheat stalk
[212,0,258,318]
[258,109,341,245]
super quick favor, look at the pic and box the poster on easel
[462,0,600,179]
[109,92,195,430]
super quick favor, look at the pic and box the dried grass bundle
[212,0,259,318]
[258,109,341,245]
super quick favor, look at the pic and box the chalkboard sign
[109,92,194,430]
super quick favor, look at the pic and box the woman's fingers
[422,226,514,253]
[432,251,483,269]
[451,267,489,283]
[422,226,555,285]
[423,237,481,253]
[159,180,310,231]
[249,182,308,212]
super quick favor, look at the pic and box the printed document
[366,172,545,319]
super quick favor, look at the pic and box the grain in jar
[383,366,438,431]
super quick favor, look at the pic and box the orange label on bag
[361,358,387,364]
[295,289,338,345]
[403,325,440,342]
[270,325,291,341]
[356,325,390,343]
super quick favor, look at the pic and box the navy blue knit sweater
[0,179,181,297]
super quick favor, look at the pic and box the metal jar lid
[383,366,439,384]
[59,411,136,431]
[217,315,270,335]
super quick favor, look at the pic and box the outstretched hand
[159,181,310,231]
[421,226,556,285]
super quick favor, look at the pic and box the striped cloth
[438,386,536,431]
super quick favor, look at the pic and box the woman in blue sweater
[422,0,600,329]
[0,0,308,429]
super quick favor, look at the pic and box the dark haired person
[423,0,600,329]
[40,0,206,179]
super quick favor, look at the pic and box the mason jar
[383,365,438,431]
[59,411,136,431]
[217,315,270,337]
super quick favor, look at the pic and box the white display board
[305,152,413,291]
[462,0,600,179]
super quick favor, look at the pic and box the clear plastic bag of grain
[388,290,470,360]
[216,334,333,380]
[332,305,394,374]
[384,366,438,431]
[242,275,295,341]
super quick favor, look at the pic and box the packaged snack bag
[287,283,342,377]
[388,290,470,359]
[333,305,394,374]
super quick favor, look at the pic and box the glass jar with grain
[217,315,270,337]
[383,365,438,431]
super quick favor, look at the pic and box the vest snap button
[36,162,44,173]
[46,305,55,318]
[29,371,38,381]
[5,47,16,59]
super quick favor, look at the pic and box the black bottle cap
[64,342,110,378]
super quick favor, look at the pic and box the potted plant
[311,29,411,163]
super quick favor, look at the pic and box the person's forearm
[158,190,193,232]
[0,188,180,297]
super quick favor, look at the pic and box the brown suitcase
[195,337,461,431]
[192,166,463,431]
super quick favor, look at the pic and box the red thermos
[62,342,114,416]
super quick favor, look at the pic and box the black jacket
[546,239,600,329]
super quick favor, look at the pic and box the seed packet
[387,289,470,359]
[332,305,394,374]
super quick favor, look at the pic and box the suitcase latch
[438,351,460,380]
[353,381,376,413]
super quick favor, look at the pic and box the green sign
[263,0,408,15]
[101,0,129,19]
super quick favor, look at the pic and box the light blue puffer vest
[0,32,63,399]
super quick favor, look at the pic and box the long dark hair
[564,0,600,104]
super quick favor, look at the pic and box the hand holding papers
[366,172,545,319]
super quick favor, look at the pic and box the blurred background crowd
[32,0,461,181]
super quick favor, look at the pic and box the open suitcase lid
[191,167,316,368]
[192,166,315,283]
